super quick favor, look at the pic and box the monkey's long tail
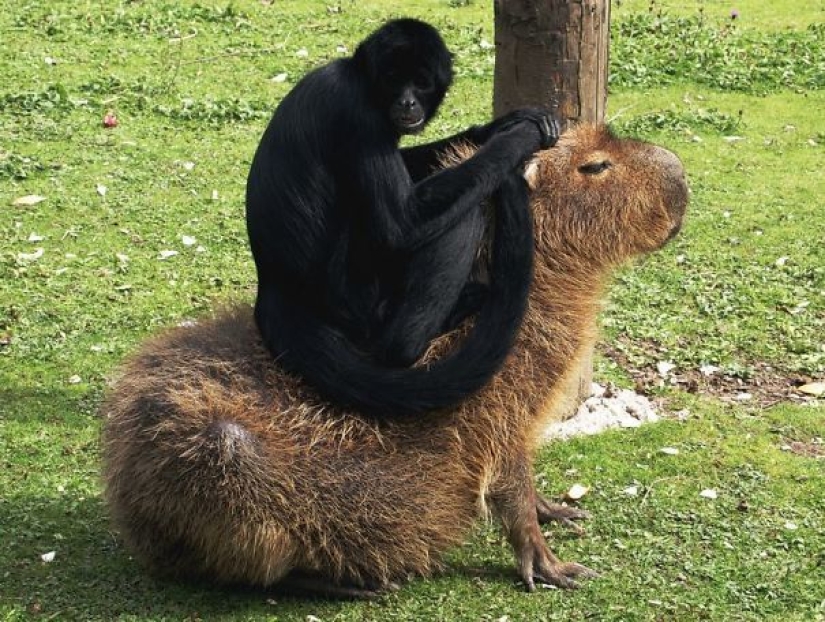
[255,174,533,417]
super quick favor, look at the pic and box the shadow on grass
[0,491,525,620]
[2,494,363,620]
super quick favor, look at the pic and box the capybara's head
[524,124,688,266]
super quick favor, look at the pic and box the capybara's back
[102,308,477,589]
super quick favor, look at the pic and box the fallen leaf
[13,195,46,207]
[17,248,44,262]
[656,361,676,377]
[798,382,825,397]
[700,489,718,499]
[564,483,590,501]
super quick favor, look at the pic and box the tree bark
[493,0,611,417]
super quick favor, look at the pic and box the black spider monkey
[246,18,558,416]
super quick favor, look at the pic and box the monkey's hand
[531,114,560,150]
[475,108,560,150]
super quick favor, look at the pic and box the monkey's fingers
[534,116,560,150]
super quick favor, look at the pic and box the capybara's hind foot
[517,526,598,591]
[276,572,400,600]
[536,494,590,534]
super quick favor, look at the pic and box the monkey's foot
[276,573,400,600]
[536,495,590,534]
[516,527,598,591]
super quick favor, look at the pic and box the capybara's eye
[578,161,611,175]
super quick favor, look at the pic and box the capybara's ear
[523,159,540,191]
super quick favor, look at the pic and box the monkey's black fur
[246,18,556,416]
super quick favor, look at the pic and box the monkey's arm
[353,118,556,253]
[401,108,557,182]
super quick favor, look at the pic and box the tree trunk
[493,0,610,417]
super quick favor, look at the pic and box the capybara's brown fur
[101,124,688,595]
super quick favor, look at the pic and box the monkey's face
[372,47,451,135]
[386,72,442,135]
[353,19,454,136]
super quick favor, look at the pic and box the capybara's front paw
[517,530,598,591]
[536,494,590,535]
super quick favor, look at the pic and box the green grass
[1,0,823,620]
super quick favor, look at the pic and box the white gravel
[544,383,660,440]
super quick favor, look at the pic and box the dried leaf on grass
[12,195,46,207]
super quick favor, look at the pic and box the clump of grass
[0,149,48,180]
[152,96,272,127]
[13,3,251,38]
[0,84,75,117]
[613,105,743,136]
[611,10,825,93]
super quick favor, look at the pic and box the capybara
[101,124,688,597]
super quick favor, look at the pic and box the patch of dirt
[780,439,825,459]
[602,339,823,408]
[543,340,822,444]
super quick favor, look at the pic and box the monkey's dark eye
[578,161,611,175]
